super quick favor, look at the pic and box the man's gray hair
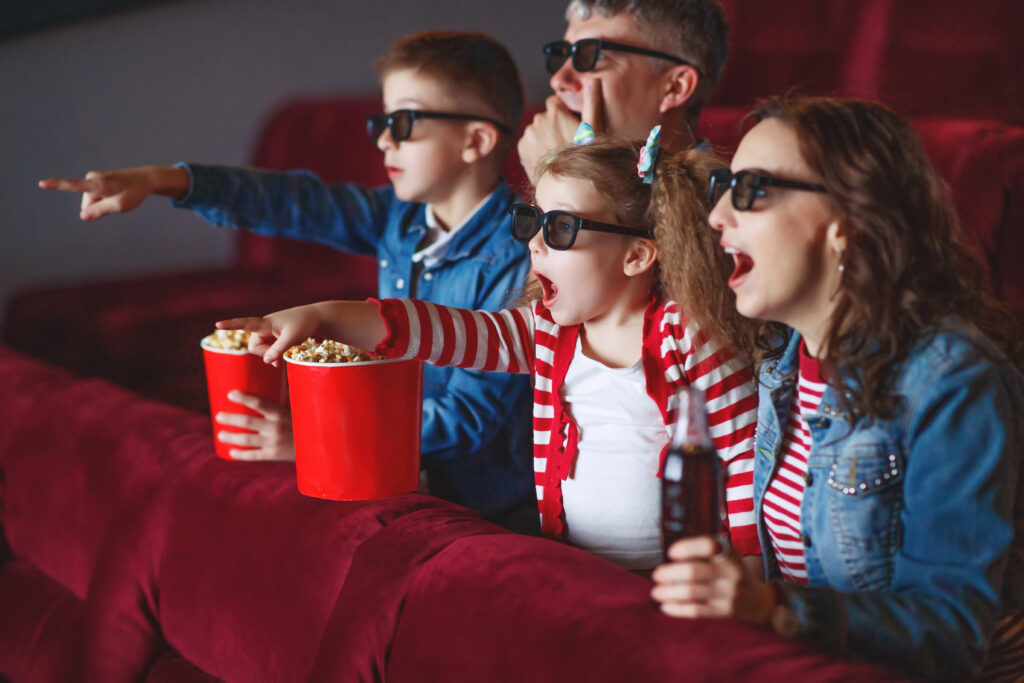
[564,0,729,121]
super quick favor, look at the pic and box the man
[518,0,729,183]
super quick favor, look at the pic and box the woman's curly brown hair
[752,96,1022,419]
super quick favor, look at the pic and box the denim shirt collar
[402,179,514,264]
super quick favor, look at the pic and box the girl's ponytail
[651,150,758,361]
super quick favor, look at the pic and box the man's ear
[658,64,700,115]
[462,122,500,164]
[624,238,659,277]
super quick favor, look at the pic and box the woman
[651,96,1024,680]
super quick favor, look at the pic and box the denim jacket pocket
[825,444,905,590]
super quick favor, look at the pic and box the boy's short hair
[376,31,525,137]
[565,0,728,124]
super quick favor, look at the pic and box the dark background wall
[0,0,565,316]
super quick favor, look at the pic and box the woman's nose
[708,193,734,233]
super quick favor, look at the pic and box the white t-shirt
[560,338,669,570]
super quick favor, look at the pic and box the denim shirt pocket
[824,443,905,590]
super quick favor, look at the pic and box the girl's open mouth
[536,273,558,308]
[724,247,754,288]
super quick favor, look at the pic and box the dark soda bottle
[661,385,725,559]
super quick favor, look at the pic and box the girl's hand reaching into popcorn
[217,300,387,366]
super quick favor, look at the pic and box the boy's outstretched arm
[218,300,386,366]
[38,166,190,220]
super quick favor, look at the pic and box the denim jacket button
[423,272,433,281]
[380,259,388,268]
[801,533,812,547]
[805,471,814,486]
[396,278,405,289]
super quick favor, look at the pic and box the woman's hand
[650,536,776,625]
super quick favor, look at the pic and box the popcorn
[202,329,251,351]
[284,338,378,363]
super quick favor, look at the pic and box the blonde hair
[529,136,757,360]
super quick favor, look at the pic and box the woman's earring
[838,263,845,273]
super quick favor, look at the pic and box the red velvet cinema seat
[854,0,1023,125]
[711,0,862,107]
[0,346,907,681]
[713,0,1021,125]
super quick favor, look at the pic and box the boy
[40,31,537,532]
[518,0,729,184]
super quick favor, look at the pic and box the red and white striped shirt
[372,295,761,554]
[762,343,827,583]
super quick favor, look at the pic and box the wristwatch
[767,581,801,637]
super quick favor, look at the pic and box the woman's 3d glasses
[710,168,828,211]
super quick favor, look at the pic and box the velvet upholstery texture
[384,534,901,682]
[714,0,1022,124]
[0,347,907,680]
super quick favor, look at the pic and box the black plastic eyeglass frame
[366,109,513,143]
[509,203,653,250]
[543,38,702,78]
[710,168,828,211]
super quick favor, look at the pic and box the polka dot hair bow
[636,125,661,184]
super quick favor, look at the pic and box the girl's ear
[623,238,659,277]
[462,122,500,164]
[658,64,700,115]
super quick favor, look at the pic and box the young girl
[651,97,1024,680]
[220,135,762,571]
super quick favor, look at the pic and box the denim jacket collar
[761,331,858,429]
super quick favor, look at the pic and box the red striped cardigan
[372,295,761,554]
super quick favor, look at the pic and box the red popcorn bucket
[201,338,288,460]
[284,356,423,501]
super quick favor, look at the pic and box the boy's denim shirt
[174,164,535,526]
[754,324,1024,679]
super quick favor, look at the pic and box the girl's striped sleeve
[371,298,535,375]
[663,307,760,555]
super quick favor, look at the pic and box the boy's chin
[390,183,419,202]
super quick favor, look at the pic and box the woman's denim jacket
[755,326,1024,679]
[173,165,535,524]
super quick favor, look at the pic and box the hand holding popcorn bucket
[201,330,288,460]
[283,339,423,500]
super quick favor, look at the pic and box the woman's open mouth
[724,246,754,289]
